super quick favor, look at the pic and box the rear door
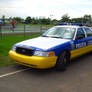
[84,27,92,51]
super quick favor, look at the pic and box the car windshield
[42,27,76,39]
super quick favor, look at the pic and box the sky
[0,0,92,19]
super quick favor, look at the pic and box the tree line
[1,14,92,26]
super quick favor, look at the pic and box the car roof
[54,25,80,28]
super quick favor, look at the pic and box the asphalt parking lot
[0,52,92,92]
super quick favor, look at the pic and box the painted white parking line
[0,68,30,78]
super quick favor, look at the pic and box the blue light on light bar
[57,23,83,26]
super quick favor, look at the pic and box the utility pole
[50,14,53,24]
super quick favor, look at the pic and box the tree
[13,17,23,23]
[31,17,39,24]
[39,18,50,25]
[2,15,5,23]
[8,17,12,22]
[52,19,58,24]
[83,15,92,25]
[71,17,83,23]
[60,14,70,23]
[25,16,32,24]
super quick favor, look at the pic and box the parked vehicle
[9,23,92,71]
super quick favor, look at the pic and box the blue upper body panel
[13,25,92,57]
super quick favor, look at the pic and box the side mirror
[76,34,84,40]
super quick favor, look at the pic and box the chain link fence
[0,25,50,39]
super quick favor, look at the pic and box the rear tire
[55,51,70,71]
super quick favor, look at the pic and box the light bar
[57,23,83,26]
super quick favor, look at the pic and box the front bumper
[9,50,58,69]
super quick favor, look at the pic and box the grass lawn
[0,34,40,67]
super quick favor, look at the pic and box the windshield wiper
[50,36,62,38]
[42,35,49,37]
[42,35,62,39]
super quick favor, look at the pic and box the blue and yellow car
[9,23,92,71]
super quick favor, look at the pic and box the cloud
[0,0,92,19]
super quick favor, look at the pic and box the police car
[9,23,92,71]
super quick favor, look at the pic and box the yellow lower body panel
[9,50,58,69]
[9,45,92,69]
[71,45,92,59]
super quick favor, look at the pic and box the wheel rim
[62,52,67,64]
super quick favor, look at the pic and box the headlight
[34,51,55,57]
[12,46,16,51]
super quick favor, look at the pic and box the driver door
[71,28,87,58]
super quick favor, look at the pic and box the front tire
[55,51,69,71]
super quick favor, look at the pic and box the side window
[76,28,85,40]
[84,28,92,37]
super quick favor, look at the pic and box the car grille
[16,47,34,56]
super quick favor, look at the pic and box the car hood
[15,37,70,50]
